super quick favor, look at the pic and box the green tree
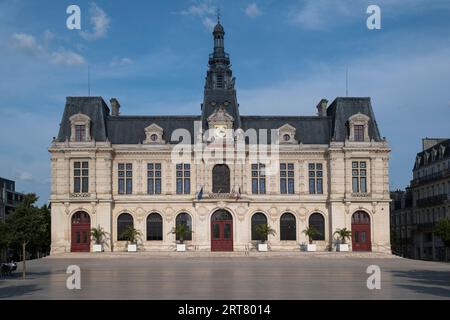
[302,227,319,244]
[255,224,276,244]
[334,228,352,244]
[434,218,450,261]
[170,224,192,244]
[0,220,11,262]
[6,194,47,279]
[121,225,142,244]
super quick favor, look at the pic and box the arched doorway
[211,210,233,251]
[212,165,230,193]
[351,211,372,251]
[71,211,91,252]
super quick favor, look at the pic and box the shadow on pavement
[392,270,450,298]
[0,284,41,299]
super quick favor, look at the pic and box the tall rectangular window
[75,125,86,142]
[252,163,266,194]
[74,161,89,193]
[354,125,365,142]
[147,163,162,195]
[309,163,323,194]
[352,161,367,193]
[280,163,295,194]
[176,163,190,195]
[118,163,133,195]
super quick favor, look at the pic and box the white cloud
[80,3,110,41]
[110,57,133,67]
[175,1,218,31]
[178,1,216,17]
[12,33,39,50]
[17,171,33,182]
[245,3,262,17]
[11,32,85,66]
[51,49,85,66]
[288,0,450,31]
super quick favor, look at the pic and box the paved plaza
[1,252,449,300]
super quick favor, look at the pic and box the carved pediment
[278,123,297,144]
[144,123,165,144]
[207,106,234,126]
[70,113,91,123]
[348,112,370,123]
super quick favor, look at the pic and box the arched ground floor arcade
[50,200,391,254]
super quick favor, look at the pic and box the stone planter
[258,243,268,252]
[177,244,186,252]
[307,244,317,252]
[337,243,349,252]
[93,244,103,253]
[127,244,137,252]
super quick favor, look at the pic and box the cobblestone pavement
[1,253,449,300]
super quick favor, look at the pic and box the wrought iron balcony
[416,194,448,208]
[411,169,450,186]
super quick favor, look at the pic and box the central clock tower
[201,18,241,131]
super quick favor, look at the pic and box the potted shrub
[170,224,192,252]
[91,226,106,252]
[255,224,276,252]
[121,226,142,252]
[302,227,319,252]
[334,228,352,252]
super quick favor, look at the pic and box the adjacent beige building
[49,21,391,254]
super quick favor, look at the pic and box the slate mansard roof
[56,96,383,145]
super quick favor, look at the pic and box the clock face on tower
[214,125,227,138]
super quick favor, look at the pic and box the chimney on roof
[110,98,120,116]
[316,99,328,117]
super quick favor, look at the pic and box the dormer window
[348,113,370,142]
[354,125,365,142]
[69,113,91,142]
[75,125,86,142]
[144,124,165,144]
[278,124,297,144]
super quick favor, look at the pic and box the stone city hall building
[49,21,391,253]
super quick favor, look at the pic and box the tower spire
[217,8,221,24]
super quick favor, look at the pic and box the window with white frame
[118,163,133,195]
[147,163,162,195]
[309,163,323,194]
[352,161,367,193]
[74,161,89,193]
[252,163,266,194]
[280,163,295,194]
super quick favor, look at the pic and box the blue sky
[0,0,449,205]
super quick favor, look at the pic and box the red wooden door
[71,212,91,252]
[351,211,371,252]
[211,210,233,252]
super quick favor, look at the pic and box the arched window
[309,213,325,241]
[280,213,296,241]
[251,213,267,241]
[147,213,163,241]
[117,213,134,241]
[212,165,230,193]
[176,213,192,241]
[352,211,371,224]
[71,211,90,224]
